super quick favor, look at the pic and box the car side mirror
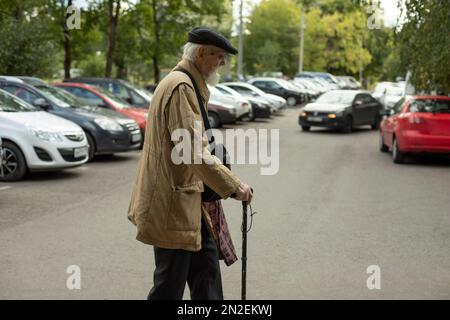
[33,98,50,110]
[125,97,133,104]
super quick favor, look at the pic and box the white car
[207,85,252,121]
[221,82,286,113]
[381,85,405,109]
[0,89,89,181]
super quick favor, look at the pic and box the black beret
[188,27,238,55]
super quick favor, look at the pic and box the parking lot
[1,107,450,299]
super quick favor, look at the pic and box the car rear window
[409,99,450,113]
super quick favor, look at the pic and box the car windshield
[316,91,355,104]
[409,99,450,113]
[95,87,131,108]
[37,85,84,108]
[244,84,266,96]
[207,85,224,96]
[0,89,38,112]
[34,86,71,108]
[385,87,404,96]
[278,79,299,90]
[135,88,153,101]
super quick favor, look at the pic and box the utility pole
[298,5,305,75]
[359,33,363,87]
[237,0,244,80]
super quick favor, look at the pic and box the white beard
[205,70,221,86]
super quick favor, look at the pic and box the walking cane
[241,187,254,301]
[241,200,248,300]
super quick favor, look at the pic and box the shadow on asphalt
[299,126,376,135]
[25,170,83,182]
[399,154,450,167]
[91,153,138,163]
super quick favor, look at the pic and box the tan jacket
[128,59,241,251]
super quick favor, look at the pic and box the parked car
[0,89,88,181]
[208,84,252,121]
[215,84,272,119]
[63,77,151,109]
[372,81,396,101]
[294,78,327,95]
[335,76,362,89]
[381,85,404,109]
[379,96,450,163]
[53,82,147,134]
[221,82,286,113]
[248,77,306,106]
[0,77,141,161]
[299,90,383,133]
[295,72,342,88]
[288,80,319,101]
[207,100,238,128]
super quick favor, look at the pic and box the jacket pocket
[166,181,203,231]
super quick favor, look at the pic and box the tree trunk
[115,59,127,79]
[105,0,120,78]
[63,0,73,79]
[152,55,160,83]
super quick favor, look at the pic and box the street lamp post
[238,0,244,80]
[298,6,305,75]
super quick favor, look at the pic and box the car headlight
[94,118,123,131]
[30,129,63,142]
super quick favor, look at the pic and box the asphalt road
[1,107,450,299]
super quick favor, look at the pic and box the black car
[298,90,383,133]
[0,78,141,161]
[64,77,151,109]
[248,77,306,106]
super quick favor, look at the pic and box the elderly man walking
[128,27,253,300]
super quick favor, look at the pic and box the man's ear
[197,46,206,59]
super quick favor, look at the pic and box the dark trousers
[147,222,223,300]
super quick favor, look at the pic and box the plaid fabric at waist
[202,200,238,266]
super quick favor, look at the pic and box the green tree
[0,0,58,76]
[133,0,230,83]
[397,0,450,94]
[245,0,371,77]
[245,0,301,76]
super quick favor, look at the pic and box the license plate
[131,133,141,143]
[307,116,323,122]
[74,147,88,158]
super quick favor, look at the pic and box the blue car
[0,77,141,161]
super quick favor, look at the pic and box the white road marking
[0,186,12,191]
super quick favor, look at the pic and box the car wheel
[208,112,221,128]
[0,141,27,182]
[85,131,96,162]
[392,137,405,164]
[372,115,381,130]
[301,125,310,132]
[287,96,297,107]
[379,133,388,152]
[342,116,353,133]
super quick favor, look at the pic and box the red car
[54,82,148,133]
[379,95,450,163]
